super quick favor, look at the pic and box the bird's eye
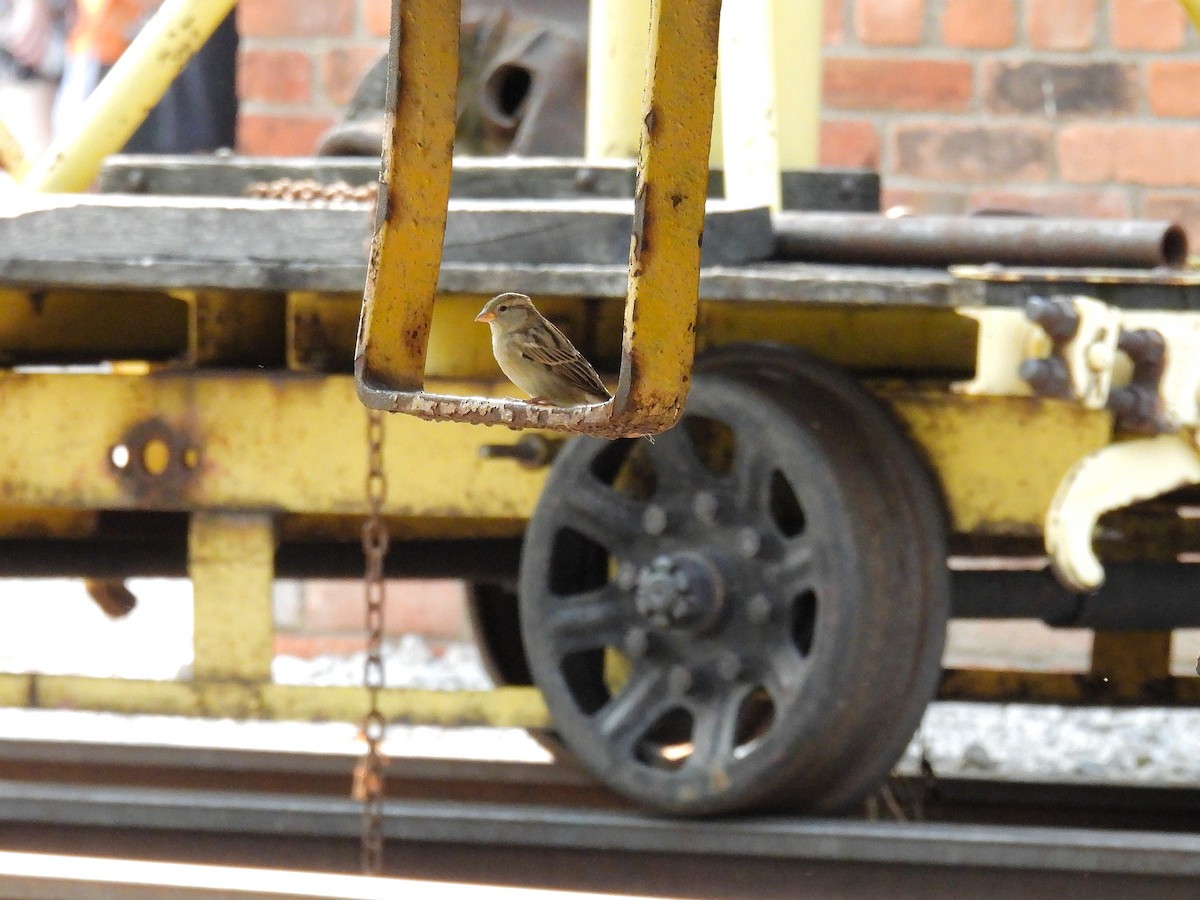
[498,305,508,312]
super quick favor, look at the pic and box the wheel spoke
[593,665,672,752]
[762,644,808,700]
[687,684,752,771]
[559,476,644,553]
[767,540,815,592]
[730,441,774,518]
[649,423,711,492]
[543,584,629,654]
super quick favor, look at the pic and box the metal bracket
[958,294,1200,591]
[354,0,722,437]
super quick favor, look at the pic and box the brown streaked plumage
[475,292,611,406]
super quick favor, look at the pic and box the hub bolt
[716,653,743,682]
[667,665,694,696]
[624,627,650,658]
[615,562,638,591]
[737,527,763,559]
[746,593,772,625]
[643,504,668,536]
[692,492,719,526]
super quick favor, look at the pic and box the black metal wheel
[466,582,534,687]
[518,348,949,815]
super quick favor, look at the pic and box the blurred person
[1,0,67,158]
[55,0,236,154]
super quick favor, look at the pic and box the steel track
[0,739,1198,898]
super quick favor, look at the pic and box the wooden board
[0,193,772,279]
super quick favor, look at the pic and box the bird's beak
[475,310,495,323]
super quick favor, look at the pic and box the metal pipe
[772,212,1189,269]
[19,0,236,193]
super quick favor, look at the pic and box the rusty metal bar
[773,213,1189,269]
[356,0,722,437]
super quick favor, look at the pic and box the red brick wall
[234,0,1200,238]
[821,0,1200,235]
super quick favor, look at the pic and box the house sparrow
[475,292,611,406]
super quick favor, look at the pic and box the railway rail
[0,735,1198,898]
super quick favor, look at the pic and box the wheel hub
[633,552,724,632]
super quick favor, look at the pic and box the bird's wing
[519,319,612,399]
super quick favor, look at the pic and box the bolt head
[624,627,650,658]
[737,527,763,559]
[746,593,772,625]
[692,491,719,526]
[616,562,638,591]
[1085,341,1114,373]
[716,653,742,682]
[667,665,694,696]
[642,505,668,536]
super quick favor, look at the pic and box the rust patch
[110,418,200,505]
[631,181,650,264]
[643,105,657,137]
[291,310,338,371]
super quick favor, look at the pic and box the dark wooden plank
[0,194,771,272]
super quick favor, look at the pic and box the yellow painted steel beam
[190,512,277,682]
[883,390,1112,534]
[0,674,550,727]
[356,0,461,393]
[357,0,722,438]
[19,0,236,192]
[0,371,1113,535]
[0,373,549,518]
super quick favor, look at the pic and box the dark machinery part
[517,348,949,815]
[318,1,587,158]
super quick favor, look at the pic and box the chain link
[353,407,389,875]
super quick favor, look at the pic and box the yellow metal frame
[16,0,235,193]
[356,0,723,437]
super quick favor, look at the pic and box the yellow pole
[1179,0,1200,32]
[717,0,822,210]
[585,0,652,159]
[20,0,236,193]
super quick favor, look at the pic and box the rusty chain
[245,177,377,203]
[352,407,389,875]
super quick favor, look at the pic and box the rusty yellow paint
[0,373,548,518]
[609,0,720,432]
[173,289,286,367]
[0,289,187,361]
[357,0,720,438]
[20,0,237,192]
[0,371,1124,537]
[356,0,460,392]
[883,388,1113,533]
[190,512,277,682]
[0,674,550,727]
[698,305,977,373]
